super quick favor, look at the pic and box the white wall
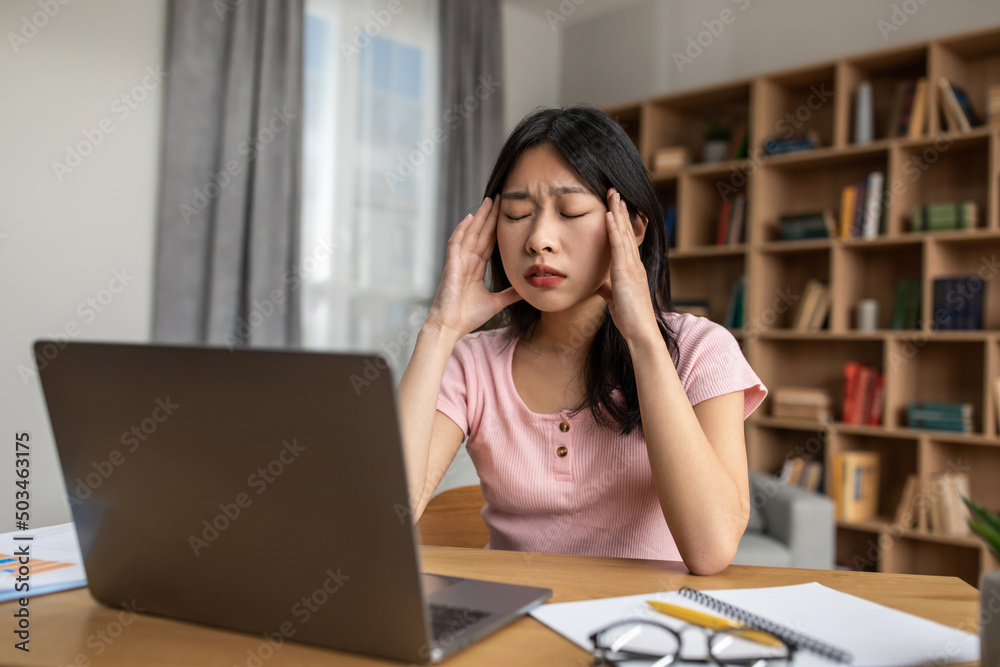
[501,1,563,132]
[0,0,167,531]
[562,0,1000,107]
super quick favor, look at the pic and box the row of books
[831,451,880,522]
[882,77,983,139]
[911,201,978,232]
[843,362,884,426]
[838,172,885,239]
[894,472,971,537]
[931,276,985,331]
[778,456,823,493]
[770,386,833,422]
[790,279,830,331]
[716,194,747,245]
[890,278,922,330]
[906,401,974,433]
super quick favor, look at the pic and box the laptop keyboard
[429,603,490,640]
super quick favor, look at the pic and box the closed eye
[506,214,530,221]
[563,213,585,218]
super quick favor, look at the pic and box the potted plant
[703,122,731,163]
[963,496,1000,666]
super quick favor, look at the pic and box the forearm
[627,332,749,575]
[396,323,460,512]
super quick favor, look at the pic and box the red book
[866,370,885,426]
[716,199,733,245]
[843,361,862,424]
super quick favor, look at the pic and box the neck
[526,295,607,362]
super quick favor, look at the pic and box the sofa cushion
[731,532,793,568]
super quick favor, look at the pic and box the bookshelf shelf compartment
[830,433,919,521]
[751,247,830,330]
[886,339,986,432]
[923,438,1000,512]
[835,243,922,333]
[755,64,837,154]
[890,135,991,235]
[746,423,826,476]
[925,237,1000,330]
[837,45,928,145]
[669,255,744,327]
[754,151,889,245]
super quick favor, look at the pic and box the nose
[524,207,560,256]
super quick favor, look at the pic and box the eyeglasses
[589,619,794,667]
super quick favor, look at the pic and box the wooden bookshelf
[605,25,1000,586]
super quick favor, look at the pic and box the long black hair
[483,105,678,437]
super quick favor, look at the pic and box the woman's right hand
[425,196,523,342]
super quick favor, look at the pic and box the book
[726,120,749,160]
[663,205,677,249]
[937,78,979,132]
[651,146,688,172]
[887,79,915,138]
[840,451,880,523]
[912,201,978,232]
[727,193,747,245]
[908,77,928,139]
[771,387,833,422]
[762,130,820,155]
[861,171,885,239]
[839,184,858,239]
[792,280,826,331]
[854,81,874,144]
[778,210,836,240]
[931,276,984,331]
[894,474,919,528]
[996,376,1000,432]
[722,274,746,329]
[530,581,979,666]
[716,198,733,245]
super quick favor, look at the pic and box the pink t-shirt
[435,312,767,562]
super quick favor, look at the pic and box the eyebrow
[501,185,593,201]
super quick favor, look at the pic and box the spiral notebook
[530,582,979,666]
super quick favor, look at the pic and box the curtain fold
[153,0,303,348]
[434,0,505,289]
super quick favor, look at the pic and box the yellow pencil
[646,600,784,648]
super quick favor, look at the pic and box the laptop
[34,339,551,663]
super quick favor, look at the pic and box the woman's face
[497,144,614,312]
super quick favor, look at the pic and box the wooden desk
[0,546,981,666]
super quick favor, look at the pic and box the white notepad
[530,582,979,667]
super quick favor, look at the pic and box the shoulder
[661,311,736,349]
[451,326,518,363]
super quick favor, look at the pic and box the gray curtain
[434,0,506,289]
[153,0,303,348]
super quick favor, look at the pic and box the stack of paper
[0,523,87,602]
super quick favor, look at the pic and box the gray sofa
[733,471,835,569]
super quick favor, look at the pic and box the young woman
[397,106,766,575]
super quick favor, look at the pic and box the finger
[617,197,642,262]
[470,196,494,245]
[475,195,501,260]
[448,213,474,250]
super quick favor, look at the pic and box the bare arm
[397,324,466,520]
[629,332,750,576]
[397,196,522,521]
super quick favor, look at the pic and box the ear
[632,213,649,247]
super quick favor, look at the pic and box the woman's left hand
[596,188,660,346]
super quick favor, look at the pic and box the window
[302,0,439,383]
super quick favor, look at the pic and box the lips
[525,264,565,278]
